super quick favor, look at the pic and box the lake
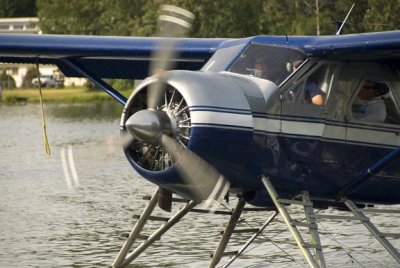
[0,102,399,267]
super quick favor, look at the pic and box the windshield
[202,43,246,72]
[229,43,306,85]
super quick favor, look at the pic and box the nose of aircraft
[123,82,230,205]
[125,109,172,144]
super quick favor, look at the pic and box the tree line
[0,0,399,37]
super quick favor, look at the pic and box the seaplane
[0,5,399,268]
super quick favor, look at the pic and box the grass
[2,87,133,103]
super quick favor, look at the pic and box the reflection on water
[0,103,399,267]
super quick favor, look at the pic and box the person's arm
[311,94,324,105]
[308,83,324,105]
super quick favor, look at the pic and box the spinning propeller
[123,5,230,211]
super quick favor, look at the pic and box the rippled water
[0,103,399,268]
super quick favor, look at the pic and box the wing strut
[336,146,400,200]
[60,58,127,105]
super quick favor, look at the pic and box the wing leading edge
[0,33,228,80]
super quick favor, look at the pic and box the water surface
[0,103,399,267]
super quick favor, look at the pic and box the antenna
[336,3,355,35]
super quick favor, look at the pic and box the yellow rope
[35,62,51,155]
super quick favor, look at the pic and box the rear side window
[351,79,400,124]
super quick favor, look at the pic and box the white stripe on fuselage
[191,110,253,129]
[190,110,400,148]
[254,117,399,148]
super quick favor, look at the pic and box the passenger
[291,61,325,106]
[352,80,387,122]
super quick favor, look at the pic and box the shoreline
[1,87,132,104]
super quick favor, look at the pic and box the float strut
[112,189,159,267]
[209,198,246,268]
[222,210,278,268]
[262,176,322,268]
[118,200,197,267]
[344,199,400,263]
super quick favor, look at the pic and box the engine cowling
[121,70,275,199]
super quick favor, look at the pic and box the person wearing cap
[352,80,387,122]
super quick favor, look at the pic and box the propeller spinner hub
[125,109,172,144]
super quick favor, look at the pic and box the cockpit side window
[283,63,335,106]
[351,79,400,124]
[229,43,305,85]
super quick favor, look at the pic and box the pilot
[291,60,325,106]
[253,58,269,79]
[290,60,303,72]
[352,80,387,122]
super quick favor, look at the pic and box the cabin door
[280,63,335,180]
[280,62,346,186]
[343,63,400,171]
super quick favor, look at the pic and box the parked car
[32,75,63,87]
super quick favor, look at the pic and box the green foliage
[363,0,400,32]
[0,0,37,17]
[37,0,108,35]
[182,1,265,37]
[4,95,28,104]
[36,0,158,36]
[84,80,98,91]
[112,79,135,91]
[27,0,400,37]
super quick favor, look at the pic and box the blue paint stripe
[192,123,253,130]
[253,112,270,118]
[256,113,400,133]
[189,105,251,115]
[345,121,400,132]
[254,129,398,149]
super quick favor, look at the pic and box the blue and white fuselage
[122,35,400,206]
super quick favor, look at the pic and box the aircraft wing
[0,31,399,81]
[0,33,228,80]
[307,31,400,61]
